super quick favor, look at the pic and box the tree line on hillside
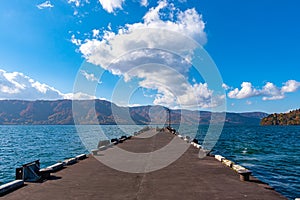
[260,109,300,125]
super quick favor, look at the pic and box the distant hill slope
[260,109,300,125]
[0,100,267,125]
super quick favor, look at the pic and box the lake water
[0,125,299,199]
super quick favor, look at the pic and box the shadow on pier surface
[4,129,286,200]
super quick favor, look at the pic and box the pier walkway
[4,129,286,200]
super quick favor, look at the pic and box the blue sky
[0,0,299,113]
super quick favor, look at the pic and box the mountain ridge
[0,100,268,125]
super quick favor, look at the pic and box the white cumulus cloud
[261,82,283,100]
[92,29,100,38]
[37,1,54,9]
[143,0,167,22]
[98,0,124,13]
[228,82,259,99]
[0,69,96,100]
[79,1,206,68]
[228,80,300,101]
[77,1,215,109]
[281,80,300,93]
[0,69,63,100]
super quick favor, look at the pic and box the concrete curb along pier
[3,128,286,200]
[214,156,252,181]
[0,154,89,196]
[0,180,24,196]
[167,127,255,182]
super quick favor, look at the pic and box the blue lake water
[0,125,299,199]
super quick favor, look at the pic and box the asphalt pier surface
[4,129,286,200]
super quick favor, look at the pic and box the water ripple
[0,125,299,199]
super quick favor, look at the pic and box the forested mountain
[260,109,300,125]
[0,100,267,125]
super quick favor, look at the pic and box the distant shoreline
[0,100,267,126]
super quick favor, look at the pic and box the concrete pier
[4,129,286,200]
